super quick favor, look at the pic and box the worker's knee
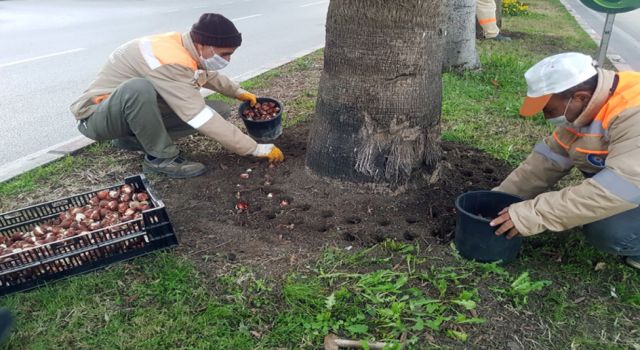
[119,78,157,103]
[583,207,640,256]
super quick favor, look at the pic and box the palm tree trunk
[306,0,448,186]
[444,0,481,71]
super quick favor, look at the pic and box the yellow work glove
[237,92,257,106]
[251,144,284,163]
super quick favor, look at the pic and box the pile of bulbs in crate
[0,184,152,258]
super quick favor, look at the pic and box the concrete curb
[559,0,634,71]
[0,44,325,184]
[0,136,95,183]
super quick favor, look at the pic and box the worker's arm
[147,64,257,155]
[508,108,640,236]
[494,132,573,199]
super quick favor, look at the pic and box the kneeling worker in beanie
[70,13,284,178]
[490,52,640,269]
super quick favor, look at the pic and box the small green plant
[503,0,530,16]
[494,272,551,307]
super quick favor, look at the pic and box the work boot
[142,154,206,178]
[625,256,640,270]
[111,137,144,152]
[488,34,512,41]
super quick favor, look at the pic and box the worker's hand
[252,144,284,163]
[489,207,521,239]
[237,92,257,107]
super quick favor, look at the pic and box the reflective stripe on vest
[533,140,573,170]
[593,168,640,205]
[139,32,197,71]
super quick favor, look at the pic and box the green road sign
[579,0,640,13]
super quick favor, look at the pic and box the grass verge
[1,1,639,349]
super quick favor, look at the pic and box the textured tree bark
[476,0,503,38]
[444,0,481,71]
[306,0,447,186]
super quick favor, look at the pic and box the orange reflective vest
[89,32,197,105]
[552,72,640,171]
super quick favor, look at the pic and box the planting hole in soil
[403,230,416,241]
[405,217,419,224]
[320,210,334,218]
[377,219,391,227]
[342,232,357,242]
[373,232,388,243]
[345,216,362,224]
[297,204,311,211]
[483,167,495,174]
[315,223,331,233]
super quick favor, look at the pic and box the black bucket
[454,190,523,264]
[238,97,283,143]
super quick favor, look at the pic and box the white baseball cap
[520,52,598,116]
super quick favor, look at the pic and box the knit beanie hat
[190,13,242,48]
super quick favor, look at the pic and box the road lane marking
[0,48,85,69]
[231,14,263,22]
[300,1,328,7]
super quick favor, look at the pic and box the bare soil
[154,121,512,279]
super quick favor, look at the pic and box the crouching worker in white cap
[489,52,640,269]
[70,13,284,178]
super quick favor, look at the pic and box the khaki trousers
[477,0,500,38]
[77,78,231,158]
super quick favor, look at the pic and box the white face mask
[546,97,571,126]
[547,115,568,126]
[199,48,229,71]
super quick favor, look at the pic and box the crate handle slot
[1,212,23,220]
[50,199,70,208]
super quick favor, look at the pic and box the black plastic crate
[0,174,178,296]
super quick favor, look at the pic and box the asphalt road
[0,0,328,167]
[564,0,640,70]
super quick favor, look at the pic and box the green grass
[0,142,123,198]
[0,243,556,349]
[2,0,640,348]
[441,0,600,166]
[0,156,88,197]
[282,90,316,127]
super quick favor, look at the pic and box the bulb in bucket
[242,101,280,121]
[239,97,283,143]
[454,190,523,264]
